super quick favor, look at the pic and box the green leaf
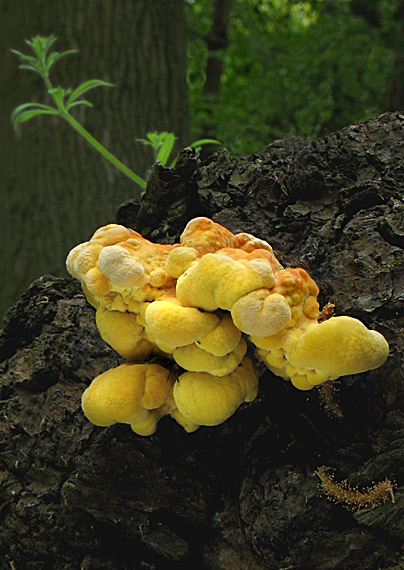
[48,86,71,98]
[46,49,78,72]
[66,99,94,109]
[147,131,160,142]
[18,63,40,73]
[10,48,26,58]
[11,102,58,123]
[11,50,40,73]
[47,86,66,109]
[12,107,60,128]
[136,132,162,151]
[189,138,222,147]
[66,79,114,108]
[27,35,57,60]
[156,132,176,165]
[10,50,37,64]
[137,131,177,163]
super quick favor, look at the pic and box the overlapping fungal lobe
[172,358,258,429]
[81,363,175,436]
[66,223,178,312]
[66,216,390,435]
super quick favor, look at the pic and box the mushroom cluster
[66,217,389,435]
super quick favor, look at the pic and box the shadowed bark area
[1,112,404,569]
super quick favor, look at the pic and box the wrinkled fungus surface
[66,217,389,434]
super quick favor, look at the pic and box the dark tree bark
[0,0,189,321]
[1,112,404,569]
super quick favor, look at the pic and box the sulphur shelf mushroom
[66,217,389,435]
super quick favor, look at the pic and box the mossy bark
[1,112,404,569]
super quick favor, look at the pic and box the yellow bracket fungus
[287,316,389,379]
[173,357,258,428]
[81,363,175,436]
[196,313,241,356]
[231,290,292,337]
[66,216,389,435]
[96,307,155,361]
[173,338,247,377]
[176,251,278,311]
[144,300,219,351]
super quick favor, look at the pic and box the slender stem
[61,112,146,197]
[42,70,146,197]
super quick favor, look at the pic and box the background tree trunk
[350,0,404,111]
[383,0,404,110]
[0,0,189,322]
[200,0,233,137]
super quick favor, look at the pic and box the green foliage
[186,0,395,155]
[11,35,76,76]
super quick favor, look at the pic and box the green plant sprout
[137,131,221,167]
[11,35,222,199]
[11,35,147,196]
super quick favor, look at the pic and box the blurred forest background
[0,0,403,322]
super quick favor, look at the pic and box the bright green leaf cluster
[11,35,114,122]
[11,35,76,77]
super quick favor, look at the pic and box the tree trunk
[383,0,404,111]
[1,112,404,569]
[0,0,189,321]
[200,0,233,137]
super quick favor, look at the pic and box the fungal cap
[231,290,292,337]
[287,316,389,377]
[180,217,238,254]
[176,253,276,311]
[197,313,241,356]
[144,300,219,350]
[170,408,200,433]
[165,247,198,278]
[95,307,153,361]
[66,242,89,278]
[173,338,247,377]
[172,357,258,427]
[98,245,147,288]
[91,223,140,246]
[81,363,173,436]
[180,217,275,256]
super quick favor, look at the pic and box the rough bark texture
[1,112,404,569]
[0,0,189,321]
